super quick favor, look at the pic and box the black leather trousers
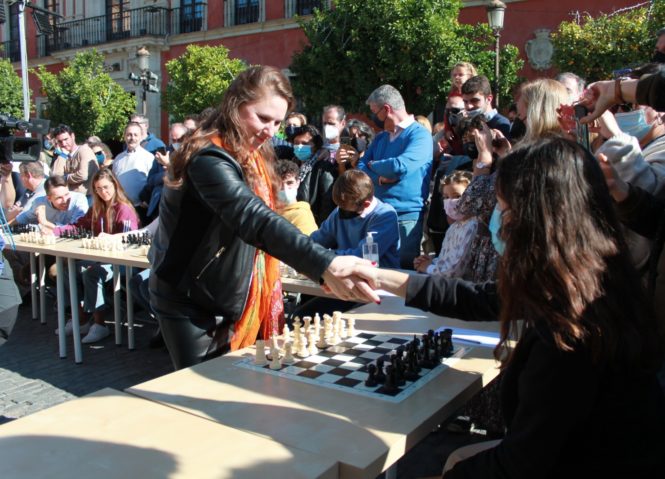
[149,274,231,370]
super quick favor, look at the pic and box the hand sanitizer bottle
[362,231,379,267]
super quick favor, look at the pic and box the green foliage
[552,3,665,82]
[290,0,523,117]
[0,58,31,118]
[163,44,247,121]
[34,50,135,140]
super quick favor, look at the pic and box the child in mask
[276,160,318,235]
[413,170,477,276]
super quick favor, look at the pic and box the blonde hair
[415,115,432,133]
[451,62,477,78]
[518,79,569,144]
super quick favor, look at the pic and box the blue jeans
[398,214,423,269]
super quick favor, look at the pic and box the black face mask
[351,137,367,153]
[462,142,478,160]
[652,50,665,63]
[371,113,385,130]
[284,124,298,139]
[338,208,361,220]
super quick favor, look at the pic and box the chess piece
[347,317,356,337]
[375,358,386,384]
[316,326,328,349]
[303,316,312,334]
[269,345,282,370]
[340,319,347,339]
[283,342,295,364]
[255,340,268,366]
[307,330,318,355]
[382,365,398,393]
[365,363,378,387]
[296,332,309,358]
[282,324,291,343]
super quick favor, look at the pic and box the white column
[224,0,234,27]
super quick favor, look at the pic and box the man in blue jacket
[359,84,432,268]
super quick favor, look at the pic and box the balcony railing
[1,39,21,62]
[38,3,207,56]
[285,0,331,18]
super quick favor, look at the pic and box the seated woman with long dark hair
[350,136,665,478]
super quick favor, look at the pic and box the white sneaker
[81,323,110,344]
[54,320,91,337]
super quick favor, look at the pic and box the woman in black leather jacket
[149,66,377,370]
[349,137,665,478]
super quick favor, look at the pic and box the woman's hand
[491,129,512,158]
[578,79,638,124]
[596,153,629,203]
[413,255,432,273]
[321,256,380,303]
[593,110,623,139]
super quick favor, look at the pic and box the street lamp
[129,46,159,116]
[487,0,506,109]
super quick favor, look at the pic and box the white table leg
[29,253,38,321]
[125,266,134,350]
[56,257,66,358]
[67,258,82,364]
[113,265,122,346]
[38,253,46,324]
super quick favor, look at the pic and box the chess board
[235,331,470,403]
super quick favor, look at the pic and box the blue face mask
[43,139,53,150]
[489,205,506,256]
[95,152,105,164]
[293,144,312,161]
[615,109,652,140]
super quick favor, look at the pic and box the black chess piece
[375,358,386,384]
[393,356,406,386]
[382,365,397,393]
[365,363,378,387]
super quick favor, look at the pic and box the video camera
[0,113,41,164]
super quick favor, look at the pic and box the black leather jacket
[150,145,335,320]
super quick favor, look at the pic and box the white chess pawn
[307,330,318,355]
[269,345,282,370]
[282,324,291,343]
[254,339,268,365]
[316,326,328,349]
[293,321,302,350]
[340,319,347,339]
[296,332,309,357]
[303,315,312,334]
[347,317,356,337]
[282,342,295,364]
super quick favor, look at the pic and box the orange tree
[552,2,665,82]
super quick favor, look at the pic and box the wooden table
[12,238,150,363]
[127,296,501,479]
[0,388,338,479]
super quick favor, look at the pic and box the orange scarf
[210,136,284,350]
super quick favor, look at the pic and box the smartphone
[155,146,167,155]
[340,136,353,146]
[574,104,590,150]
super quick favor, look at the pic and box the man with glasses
[359,84,433,269]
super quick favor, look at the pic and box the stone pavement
[0,299,489,478]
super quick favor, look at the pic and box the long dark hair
[91,168,136,234]
[168,65,295,197]
[495,136,664,370]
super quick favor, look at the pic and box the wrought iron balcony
[38,3,207,56]
[1,39,21,63]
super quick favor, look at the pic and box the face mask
[351,137,367,153]
[95,152,105,164]
[615,109,653,140]
[489,205,506,256]
[284,124,298,138]
[338,208,360,220]
[323,124,339,141]
[371,113,385,130]
[448,110,463,127]
[43,139,53,150]
[462,142,478,160]
[278,188,298,205]
[293,144,312,161]
[443,198,464,222]
[171,142,181,151]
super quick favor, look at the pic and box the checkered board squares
[235,331,471,403]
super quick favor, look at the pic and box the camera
[0,113,40,165]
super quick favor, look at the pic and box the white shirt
[390,114,416,142]
[112,146,154,204]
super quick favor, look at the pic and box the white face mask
[279,187,298,205]
[323,124,339,142]
[443,198,464,222]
